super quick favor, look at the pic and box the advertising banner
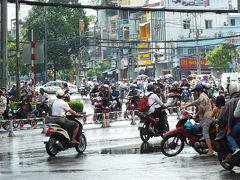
[137,43,152,66]
[147,0,236,10]
[180,58,209,69]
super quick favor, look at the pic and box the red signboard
[180,58,209,69]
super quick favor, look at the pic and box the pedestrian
[0,90,7,120]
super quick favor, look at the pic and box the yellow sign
[137,43,152,66]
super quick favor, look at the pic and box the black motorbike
[44,115,87,157]
[217,137,240,170]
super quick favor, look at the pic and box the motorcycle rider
[182,84,214,157]
[49,89,81,144]
[127,84,140,109]
[217,82,240,162]
[110,86,122,111]
[145,84,167,133]
[180,78,190,88]
[90,83,99,100]
[154,77,166,103]
[166,81,182,111]
[35,88,50,115]
[99,84,111,107]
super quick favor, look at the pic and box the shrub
[68,101,84,113]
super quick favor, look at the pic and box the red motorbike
[123,97,138,119]
[138,107,169,142]
[160,110,218,157]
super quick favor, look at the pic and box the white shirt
[0,96,7,113]
[36,93,50,105]
[145,92,164,115]
[52,99,71,117]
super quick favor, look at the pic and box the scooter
[160,110,218,157]
[44,116,87,157]
[138,107,169,142]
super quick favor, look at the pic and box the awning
[102,68,116,74]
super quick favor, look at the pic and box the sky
[7,0,96,30]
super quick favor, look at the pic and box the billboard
[137,43,152,66]
[147,0,236,10]
[180,58,209,69]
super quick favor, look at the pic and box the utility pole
[16,0,21,99]
[194,13,201,75]
[0,0,8,88]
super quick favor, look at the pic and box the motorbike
[160,110,218,157]
[216,136,240,170]
[44,115,87,157]
[79,86,88,97]
[123,99,136,119]
[32,102,50,117]
[138,107,169,142]
[166,95,181,114]
[181,86,190,103]
[92,97,111,122]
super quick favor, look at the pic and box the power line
[8,0,238,13]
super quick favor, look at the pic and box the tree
[8,33,29,77]
[23,0,90,80]
[87,61,110,78]
[205,43,235,69]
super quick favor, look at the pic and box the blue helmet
[191,84,203,92]
[147,84,154,91]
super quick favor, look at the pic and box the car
[35,81,78,94]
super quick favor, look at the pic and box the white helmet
[229,82,240,95]
[56,89,64,97]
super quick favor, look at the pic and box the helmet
[56,89,64,97]
[104,84,109,88]
[94,83,99,86]
[147,84,154,91]
[130,84,137,88]
[172,81,179,86]
[229,81,240,95]
[191,84,204,92]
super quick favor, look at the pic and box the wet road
[0,95,239,180]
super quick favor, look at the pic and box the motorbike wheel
[2,122,10,130]
[160,134,184,157]
[140,123,150,142]
[217,152,234,171]
[13,120,19,128]
[75,134,87,153]
[46,137,59,157]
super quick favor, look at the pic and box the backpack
[137,93,153,112]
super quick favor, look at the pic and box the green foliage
[23,0,90,77]
[8,33,30,76]
[87,61,110,78]
[68,101,84,112]
[205,43,235,69]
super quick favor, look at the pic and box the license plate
[138,123,144,128]
[43,136,49,142]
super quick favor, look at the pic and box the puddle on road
[99,142,161,154]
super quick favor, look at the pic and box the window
[205,20,212,29]
[230,19,236,26]
[183,20,190,29]
[188,48,195,55]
